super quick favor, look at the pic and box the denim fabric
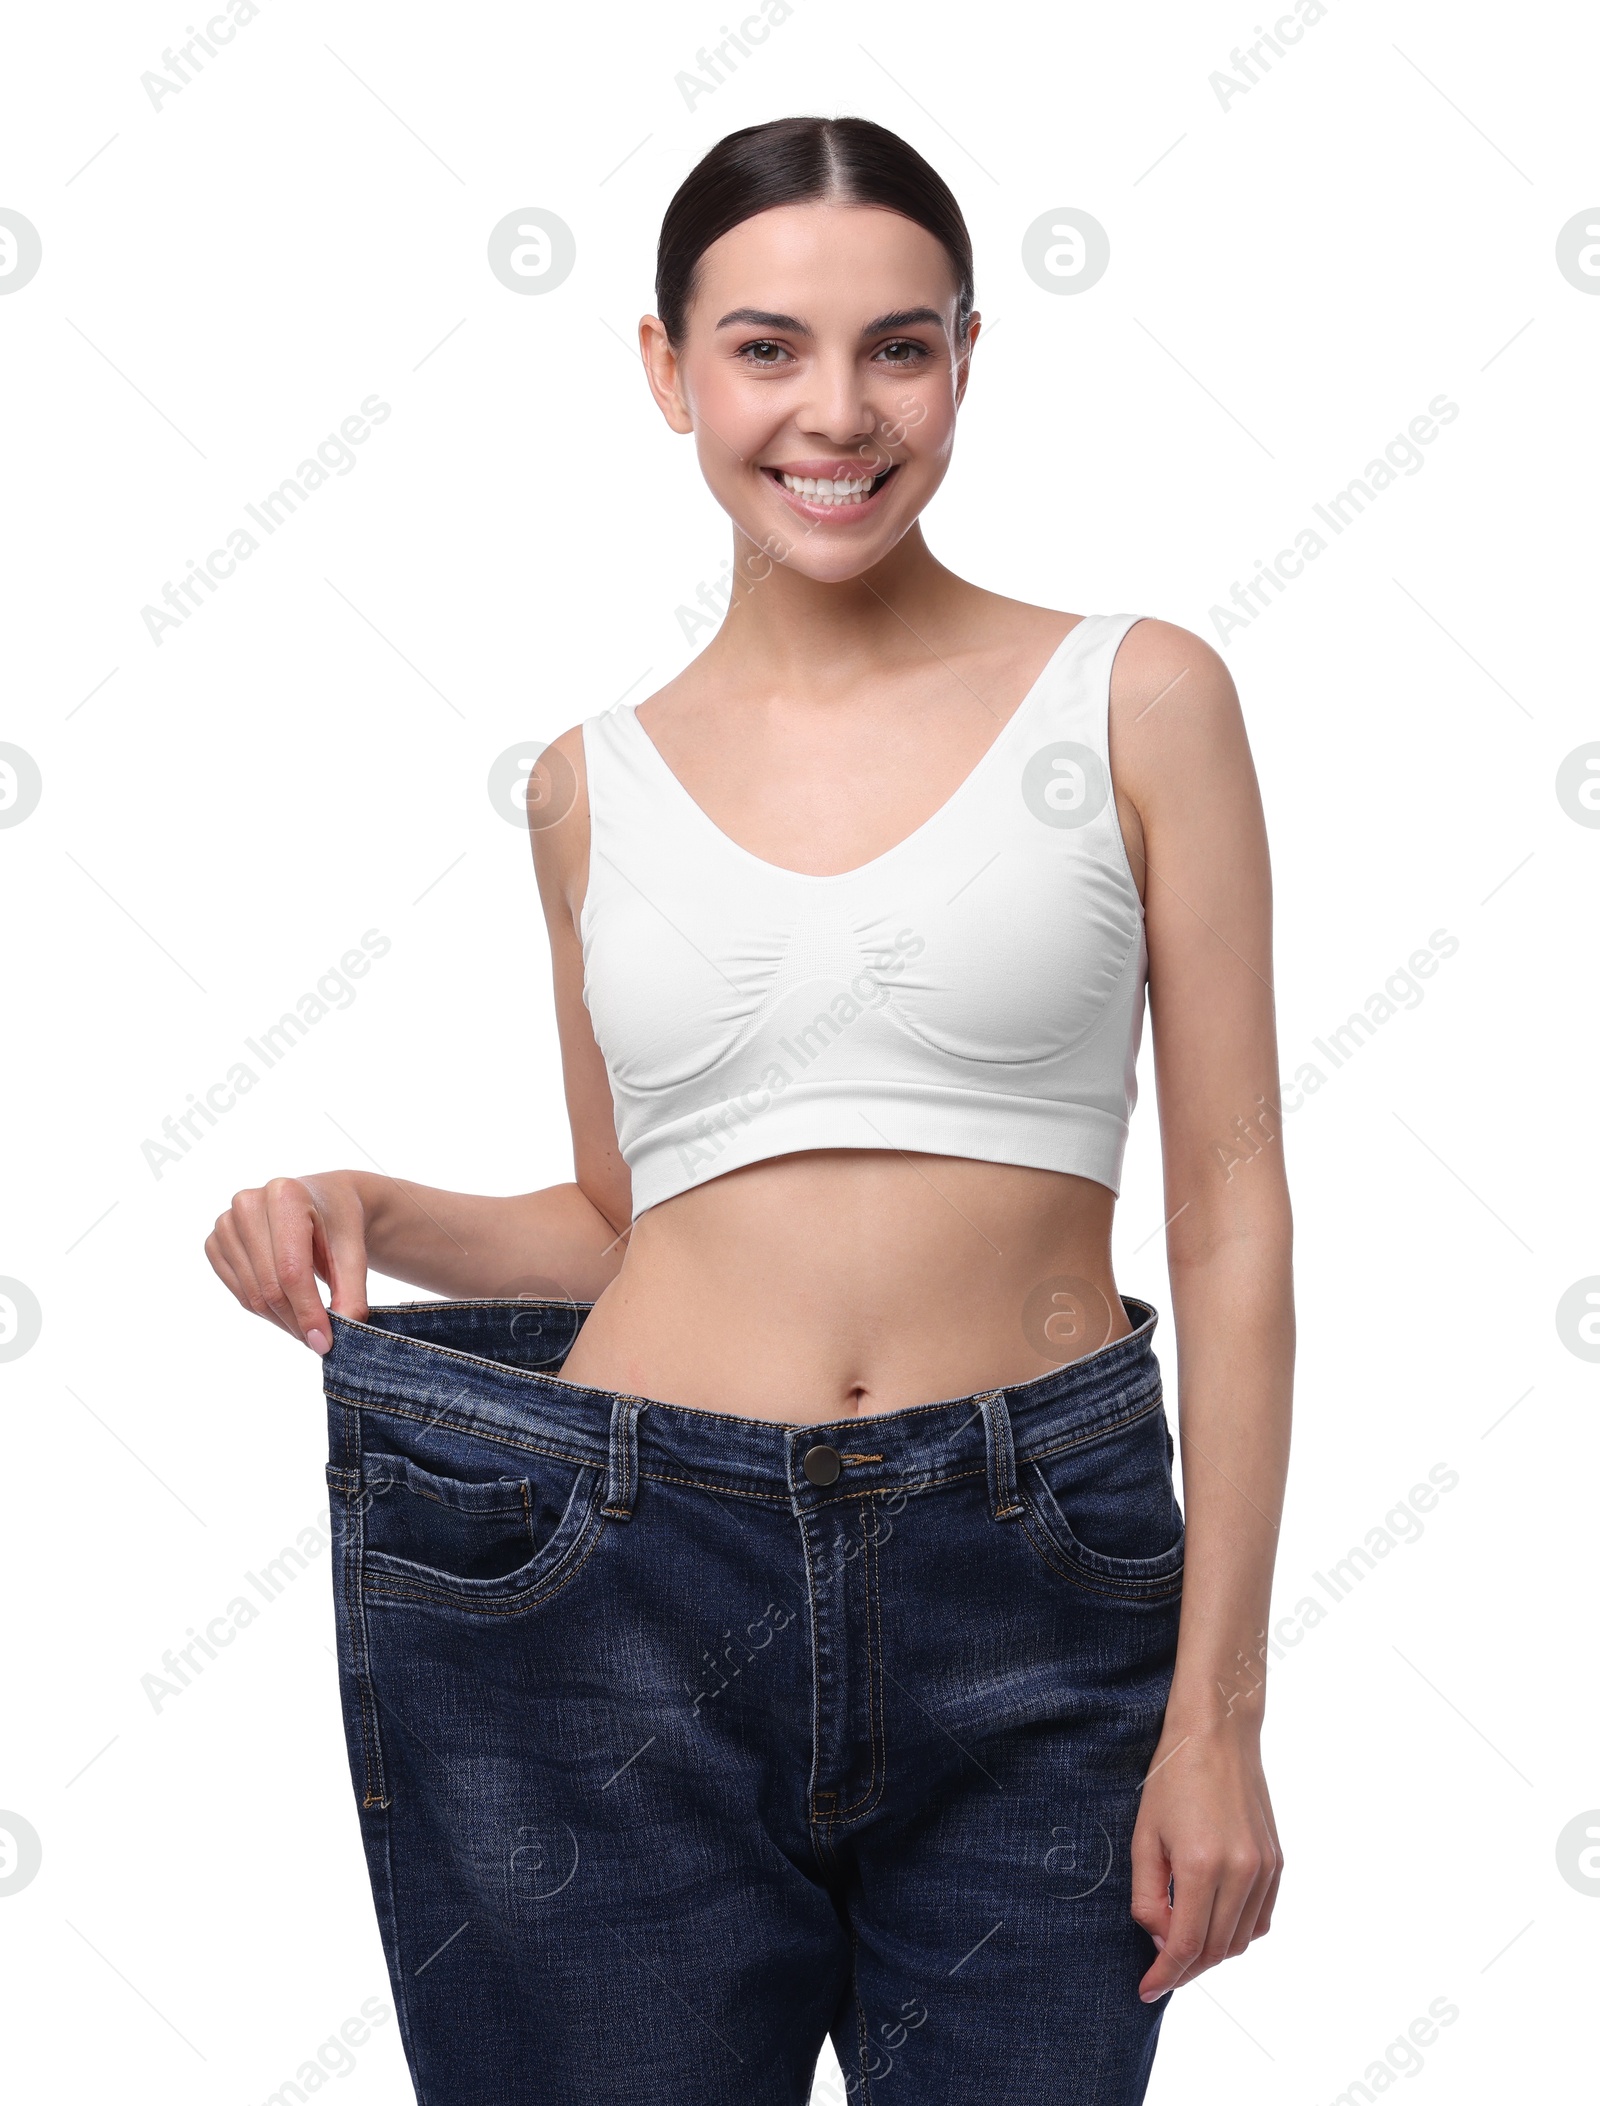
[321,1294,1183,2106]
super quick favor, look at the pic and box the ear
[639,314,695,435]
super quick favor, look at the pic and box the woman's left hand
[1130,1721,1284,2002]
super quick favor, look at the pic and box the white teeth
[777,471,879,505]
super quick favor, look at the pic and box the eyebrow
[713,306,946,337]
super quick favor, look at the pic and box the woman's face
[642,201,978,584]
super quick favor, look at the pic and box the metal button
[802,1443,842,1487]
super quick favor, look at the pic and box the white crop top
[579,611,1148,1219]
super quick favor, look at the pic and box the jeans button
[803,1443,842,1487]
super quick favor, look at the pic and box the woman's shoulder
[1108,613,1243,731]
[978,594,1223,688]
[1105,615,1253,813]
[525,721,590,904]
[1110,612,1233,693]
[995,596,1242,735]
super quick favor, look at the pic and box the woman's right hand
[206,1171,371,1355]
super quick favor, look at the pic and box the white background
[3,0,1596,2099]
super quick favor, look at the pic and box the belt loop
[602,1394,647,1519]
[979,1390,1023,1521]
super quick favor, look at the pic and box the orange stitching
[837,1498,886,1823]
[851,1918,874,2105]
[799,1512,838,1851]
[1017,1511,1185,1602]
[803,1468,985,1505]
[636,1470,789,1503]
[1016,1392,1165,1469]
[329,1379,1117,1505]
[324,1387,602,1472]
[362,1514,608,1618]
[333,1475,388,1810]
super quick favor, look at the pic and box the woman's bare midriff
[555,1149,1132,1423]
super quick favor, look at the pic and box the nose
[796,353,881,456]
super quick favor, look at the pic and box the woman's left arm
[1108,618,1294,2005]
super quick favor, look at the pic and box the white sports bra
[579,611,1148,1219]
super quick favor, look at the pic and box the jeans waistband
[322,1295,1162,1518]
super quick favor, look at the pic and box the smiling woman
[208,112,1293,2106]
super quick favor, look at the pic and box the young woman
[208,116,1291,2106]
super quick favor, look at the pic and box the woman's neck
[702,523,981,689]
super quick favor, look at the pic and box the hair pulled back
[655,115,974,346]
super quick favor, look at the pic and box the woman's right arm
[205,726,627,1354]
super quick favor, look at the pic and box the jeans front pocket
[1018,1397,1185,1602]
[362,1453,536,1581]
[353,1426,607,1616]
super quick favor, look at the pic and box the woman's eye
[736,339,931,367]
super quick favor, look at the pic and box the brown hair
[655,115,975,346]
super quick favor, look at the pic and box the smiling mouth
[761,464,899,508]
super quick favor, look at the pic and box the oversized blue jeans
[322,1293,1183,2104]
